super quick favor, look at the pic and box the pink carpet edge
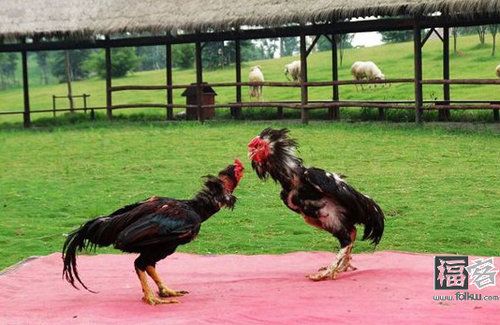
[1,250,499,325]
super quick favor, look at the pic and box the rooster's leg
[136,267,179,305]
[308,229,357,281]
[145,266,188,298]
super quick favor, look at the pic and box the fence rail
[2,78,499,122]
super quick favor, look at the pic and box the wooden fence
[1,78,499,122]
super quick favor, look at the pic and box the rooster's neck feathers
[189,176,236,221]
[253,128,304,186]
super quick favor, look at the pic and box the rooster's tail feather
[62,218,102,292]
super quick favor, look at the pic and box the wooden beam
[110,78,415,92]
[323,34,334,45]
[21,38,30,128]
[441,27,451,121]
[421,79,500,84]
[166,43,173,120]
[305,35,320,57]
[300,33,308,124]
[234,38,242,119]
[331,33,339,120]
[414,21,423,123]
[3,15,500,53]
[421,28,435,47]
[195,38,204,122]
[105,36,112,119]
[434,28,444,42]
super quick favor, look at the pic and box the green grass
[1,121,499,270]
[1,34,499,124]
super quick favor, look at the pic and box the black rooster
[62,160,244,305]
[248,128,384,281]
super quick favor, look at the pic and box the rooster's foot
[308,245,356,281]
[307,263,356,281]
[142,294,179,305]
[317,264,355,272]
[307,269,338,281]
[158,287,189,298]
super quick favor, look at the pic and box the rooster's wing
[114,202,201,252]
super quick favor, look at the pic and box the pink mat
[1,251,499,324]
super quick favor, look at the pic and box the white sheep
[248,65,264,100]
[351,61,385,90]
[496,64,500,78]
[284,60,301,82]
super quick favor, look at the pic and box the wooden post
[413,21,423,123]
[234,38,242,119]
[64,50,74,113]
[105,36,112,119]
[52,95,56,117]
[89,95,95,120]
[277,106,284,119]
[83,94,88,113]
[378,107,385,121]
[440,27,451,121]
[21,38,30,128]
[331,34,339,120]
[300,33,309,124]
[166,43,174,120]
[195,38,204,122]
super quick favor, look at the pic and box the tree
[314,34,353,66]
[223,41,237,64]
[476,26,487,45]
[336,34,354,66]
[199,40,264,67]
[84,48,139,78]
[0,53,19,89]
[202,41,235,70]
[172,44,195,69]
[135,46,166,71]
[316,35,331,52]
[280,37,298,57]
[452,27,459,54]
[240,40,262,61]
[35,52,51,84]
[50,50,91,82]
[380,30,412,43]
[490,24,498,56]
[459,27,477,36]
[258,39,279,60]
[111,48,139,77]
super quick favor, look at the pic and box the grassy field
[0,34,499,125]
[1,121,499,270]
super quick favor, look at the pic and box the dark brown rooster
[62,160,244,305]
[248,128,384,281]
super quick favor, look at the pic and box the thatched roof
[1,0,499,39]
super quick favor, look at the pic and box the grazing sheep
[496,64,500,78]
[249,65,264,100]
[284,60,301,82]
[351,61,385,90]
